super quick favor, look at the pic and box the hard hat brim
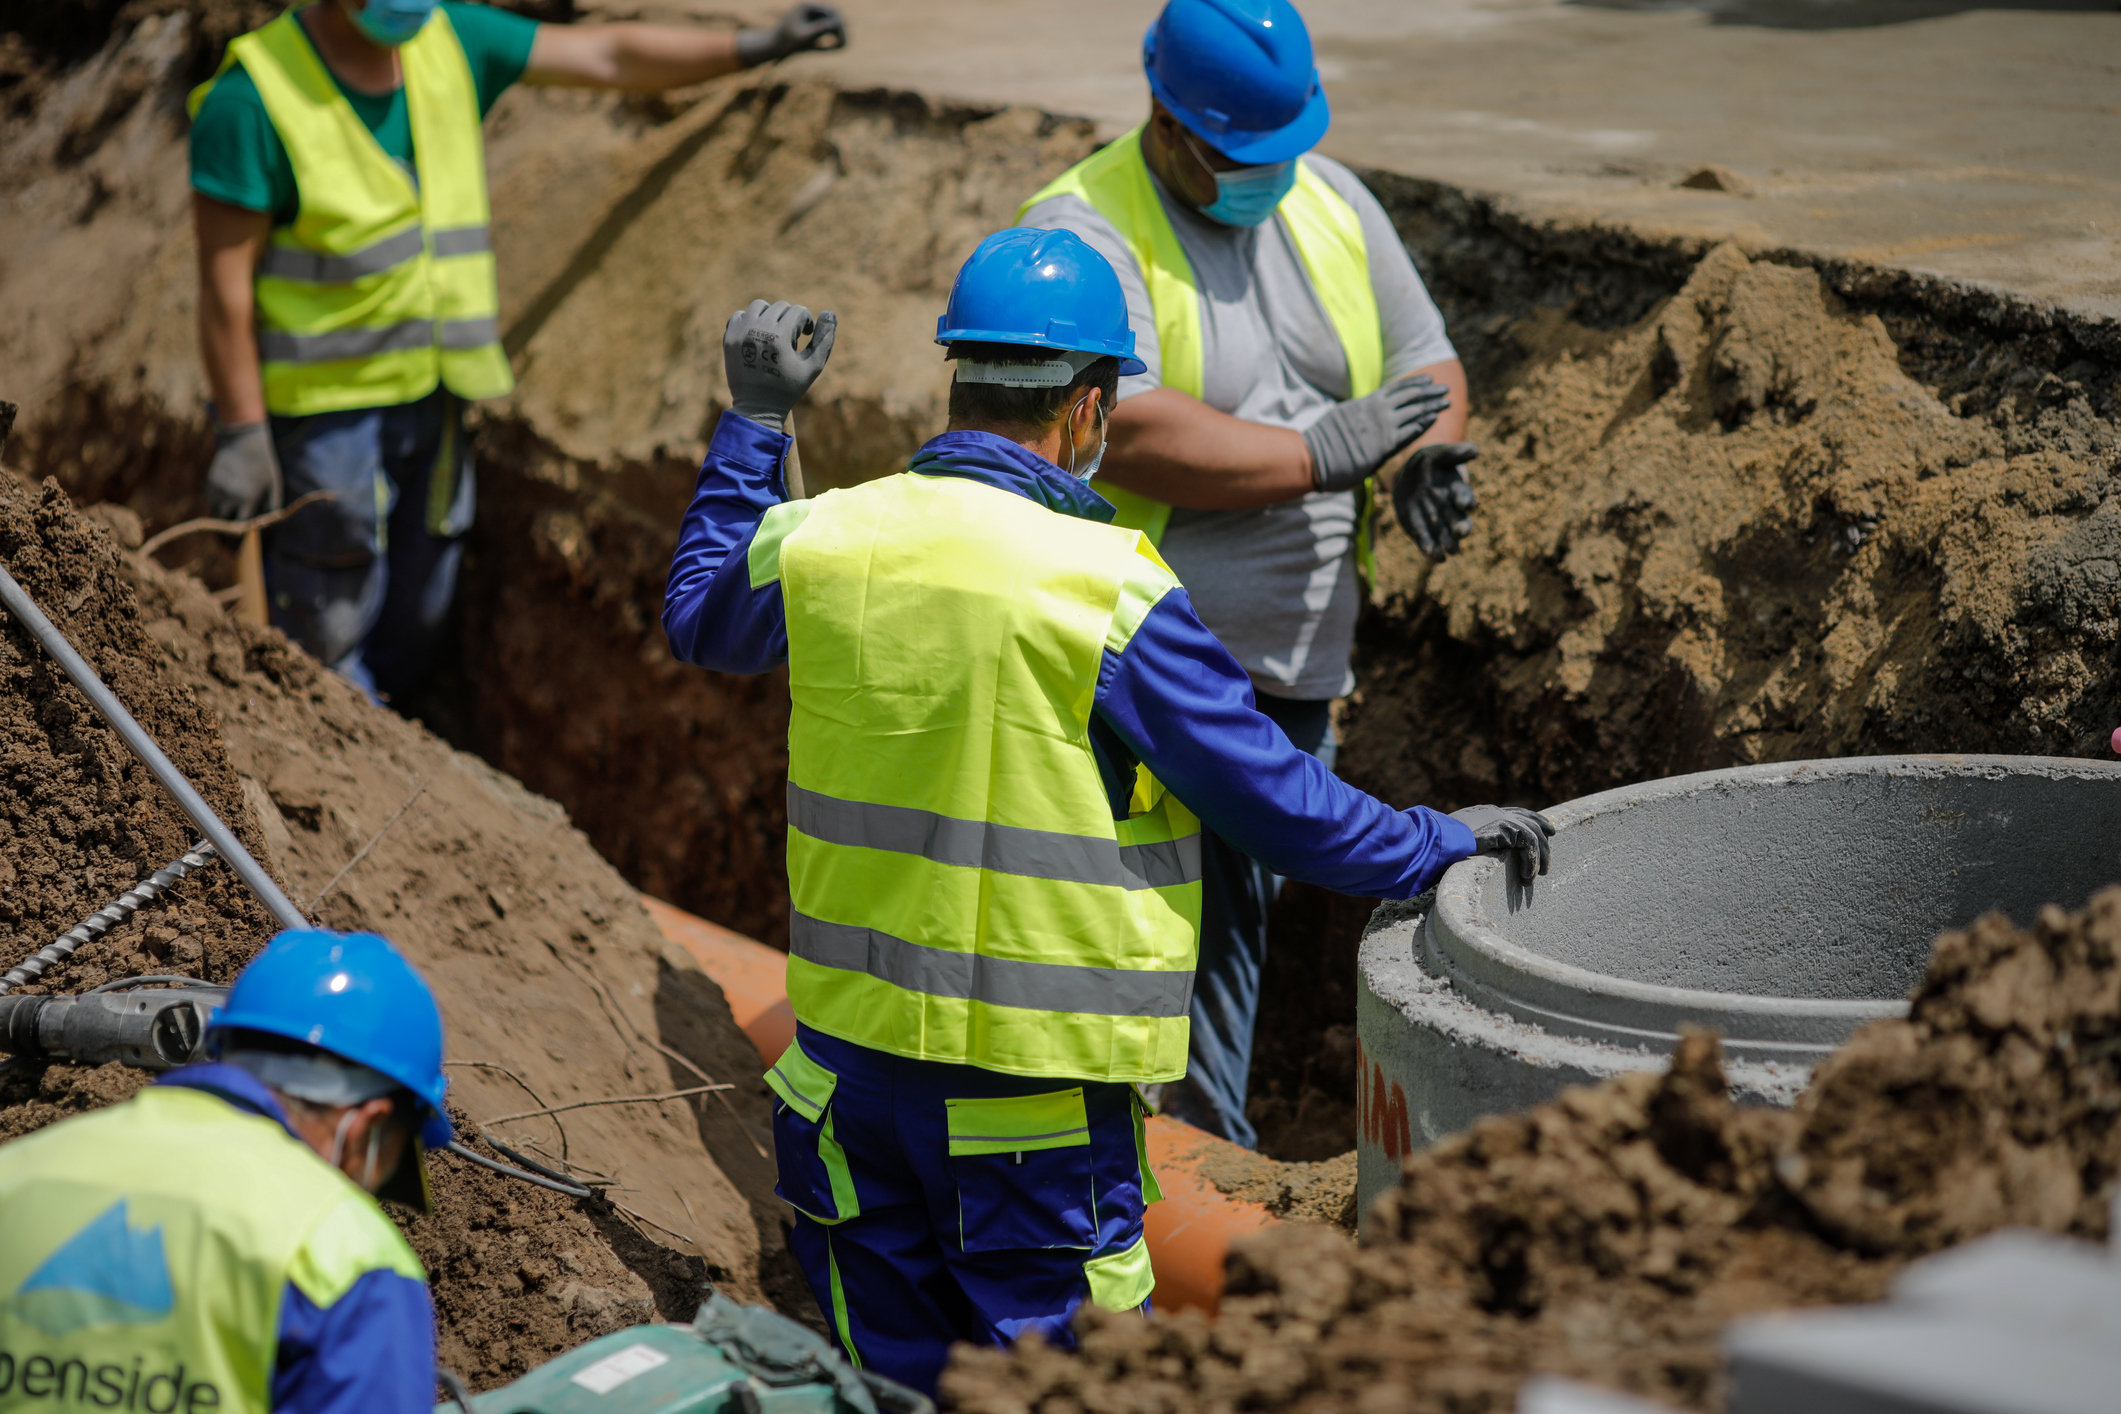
[1151,73,1330,167]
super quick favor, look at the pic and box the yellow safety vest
[750,471,1204,1084]
[189,7,513,417]
[1022,128,1386,577]
[0,1085,425,1414]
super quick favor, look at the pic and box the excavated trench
[6,7,2120,1164]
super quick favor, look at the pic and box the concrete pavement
[785,0,2121,320]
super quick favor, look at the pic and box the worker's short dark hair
[946,342,1121,434]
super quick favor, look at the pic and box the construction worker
[1016,0,1480,1148]
[0,930,453,1412]
[660,228,1551,1392]
[188,0,847,704]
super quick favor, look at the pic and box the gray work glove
[1449,805,1556,887]
[205,420,282,522]
[723,299,837,434]
[1301,374,1451,493]
[1394,442,1480,561]
[736,3,847,65]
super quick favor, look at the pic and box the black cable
[484,1135,597,1190]
[445,1140,593,1198]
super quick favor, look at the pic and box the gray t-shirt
[1021,153,1457,700]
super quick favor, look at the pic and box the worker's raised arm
[663,300,836,673]
[524,4,844,90]
[1092,580,1478,898]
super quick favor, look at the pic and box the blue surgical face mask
[348,0,437,46]
[1180,129,1297,228]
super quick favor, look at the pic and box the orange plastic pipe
[641,895,796,1065]
[642,895,1275,1312]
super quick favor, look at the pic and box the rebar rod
[0,842,219,994]
[0,562,306,930]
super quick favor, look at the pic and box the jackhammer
[0,980,225,1071]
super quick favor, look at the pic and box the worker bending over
[0,930,453,1412]
[661,228,1551,1393]
[1017,0,1484,1147]
[189,0,847,703]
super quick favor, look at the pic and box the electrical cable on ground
[481,1083,733,1126]
[0,562,307,929]
[445,1139,593,1199]
[0,843,220,995]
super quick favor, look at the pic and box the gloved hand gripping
[1448,804,1557,887]
[723,299,838,435]
[1301,374,1451,493]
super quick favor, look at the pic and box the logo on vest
[8,1201,173,1337]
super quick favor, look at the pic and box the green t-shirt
[189,2,538,225]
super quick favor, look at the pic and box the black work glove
[205,420,282,522]
[723,299,837,434]
[1449,805,1556,887]
[736,3,847,66]
[1394,442,1480,561]
[1301,374,1451,493]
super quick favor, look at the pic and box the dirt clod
[944,891,2121,1413]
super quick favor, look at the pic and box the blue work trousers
[1159,693,1336,1150]
[263,388,474,704]
[770,1025,1154,1397]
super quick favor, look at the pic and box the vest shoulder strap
[1283,158,1383,398]
[287,1192,426,1308]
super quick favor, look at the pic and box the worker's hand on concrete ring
[736,3,847,66]
[1302,374,1451,493]
[205,420,283,523]
[723,299,837,435]
[1394,442,1481,561]
[1449,804,1556,887]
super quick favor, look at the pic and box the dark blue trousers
[263,388,474,704]
[1158,693,1336,1150]
[771,1026,1154,1397]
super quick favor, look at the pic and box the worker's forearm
[1406,358,1470,451]
[526,22,743,90]
[663,413,794,673]
[199,302,265,425]
[1096,587,1477,898]
[1100,388,1314,510]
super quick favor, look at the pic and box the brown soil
[944,889,2121,1413]
[0,468,801,1388]
[1345,236,2121,812]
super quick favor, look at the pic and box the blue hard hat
[1144,0,1329,166]
[935,228,1147,374]
[211,929,452,1152]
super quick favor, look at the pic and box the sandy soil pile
[0,470,799,1388]
[1346,240,2121,813]
[944,889,2121,1413]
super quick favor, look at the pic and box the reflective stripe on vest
[0,1086,424,1414]
[1021,129,1386,576]
[760,472,1203,1084]
[187,10,513,417]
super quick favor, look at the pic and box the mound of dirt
[943,889,2121,1413]
[0,471,798,1388]
[1344,240,2121,814]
